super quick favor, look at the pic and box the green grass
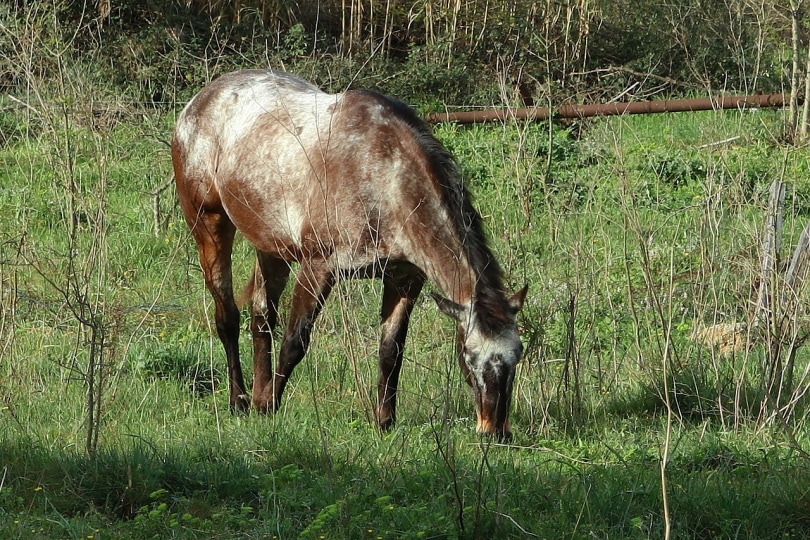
[3,101,810,538]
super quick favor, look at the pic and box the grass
[3,93,810,538]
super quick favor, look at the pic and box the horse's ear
[508,285,528,313]
[432,293,465,321]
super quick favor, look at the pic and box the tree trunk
[789,1,803,139]
[801,34,810,140]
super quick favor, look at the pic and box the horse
[172,70,527,440]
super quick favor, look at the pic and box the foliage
[0,0,798,110]
[5,90,810,538]
[4,3,810,538]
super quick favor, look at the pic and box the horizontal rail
[426,94,790,124]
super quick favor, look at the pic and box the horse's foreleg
[265,259,334,411]
[191,210,248,413]
[375,272,424,431]
[250,253,290,412]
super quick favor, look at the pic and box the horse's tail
[238,265,258,311]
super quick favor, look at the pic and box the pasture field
[2,100,810,539]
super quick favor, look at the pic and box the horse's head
[435,286,528,441]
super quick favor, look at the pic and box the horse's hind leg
[375,270,425,431]
[266,258,334,411]
[189,209,248,412]
[250,252,290,412]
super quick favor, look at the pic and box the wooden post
[780,224,810,399]
[783,224,810,306]
[755,180,786,326]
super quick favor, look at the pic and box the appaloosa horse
[172,70,527,439]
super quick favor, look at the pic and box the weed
[3,17,810,538]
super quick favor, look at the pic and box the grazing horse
[172,70,527,440]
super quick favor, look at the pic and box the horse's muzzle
[472,365,515,442]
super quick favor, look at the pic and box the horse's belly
[217,175,306,255]
[217,149,398,268]
[221,189,384,265]
[233,207,306,257]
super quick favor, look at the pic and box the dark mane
[356,90,511,332]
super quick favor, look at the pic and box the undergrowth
[3,104,810,537]
[2,8,810,533]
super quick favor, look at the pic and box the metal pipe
[425,94,789,124]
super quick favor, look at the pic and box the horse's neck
[398,199,482,308]
[436,265,477,308]
[411,238,478,308]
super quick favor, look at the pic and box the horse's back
[172,70,449,271]
[173,69,335,182]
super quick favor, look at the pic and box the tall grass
[4,95,810,538]
[3,9,810,540]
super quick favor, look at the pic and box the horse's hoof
[374,408,395,432]
[477,427,512,444]
[252,401,270,414]
[230,394,250,414]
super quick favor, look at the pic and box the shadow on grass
[2,428,545,538]
[603,364,777,424]
[3,420,810,539]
